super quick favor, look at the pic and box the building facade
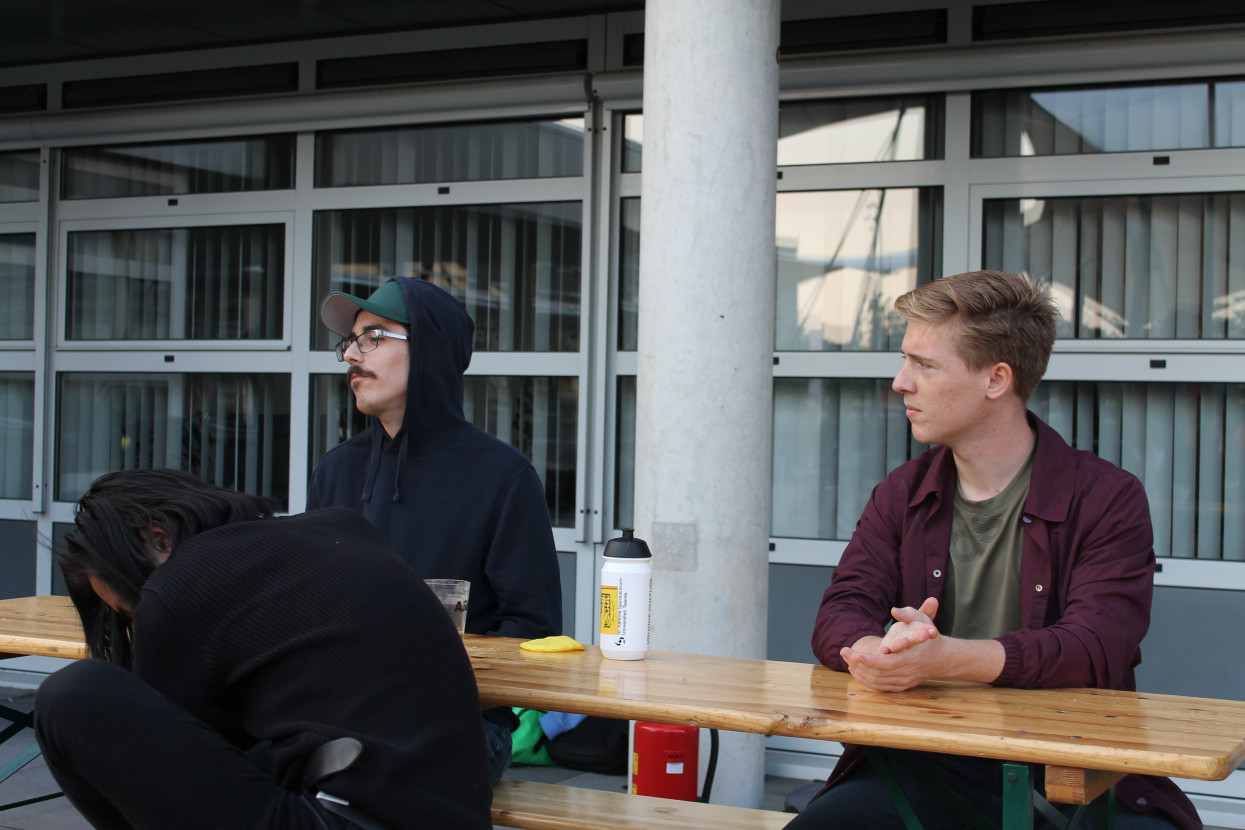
[3,0,1245,819]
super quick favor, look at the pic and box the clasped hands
[840,597,942,692]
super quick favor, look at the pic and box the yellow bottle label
[600,585,619,634]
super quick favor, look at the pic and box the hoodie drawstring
[361,428,383,504]
[392,432,408,503]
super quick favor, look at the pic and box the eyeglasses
[334,329,410,362]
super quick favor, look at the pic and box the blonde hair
[894,271,1058,402]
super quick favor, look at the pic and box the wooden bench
[491,779,791,830]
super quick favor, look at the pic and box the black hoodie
[307,277,562,643]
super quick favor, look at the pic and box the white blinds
[985,192,1245,340]
[0,373,32,500]
[56,373,289,506]
[771,378,923,539]
[1031,381,1245,561]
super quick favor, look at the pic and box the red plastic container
[631,721,698,801]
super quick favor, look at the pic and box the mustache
[347,367,374,381]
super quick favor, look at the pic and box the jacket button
[1035,584,1044,592]
[933,569,942,578]
[1022,515,1032,524]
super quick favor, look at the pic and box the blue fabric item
[539,711,587,740]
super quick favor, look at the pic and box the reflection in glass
[308,374,367,480]
[615,376,636,528]
[66,225,285,341]
[0,373,33,500]
[775,187,940,351]
[621,95,941,172]
[971,79,1245,157]
[1215,81,1245,148]
[62,135,294,199]
[312,204,581,352]
[316,119,585,187]
[983,192,1245,339]
[772,378,924,540]
[0,150,39,203]
[308,373,576,528]
[1,234,35,340]
[778,95,940,165]
[621,114,643,173]
[56,373,290,507]
[618,199,640,350]
[464,376,578,528]
[1030,380,1245,561]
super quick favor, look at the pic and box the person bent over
[37,469,492,830]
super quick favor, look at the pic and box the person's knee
[37,661,114,715]
[36,660,127,739]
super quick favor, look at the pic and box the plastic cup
[425,579,470,635]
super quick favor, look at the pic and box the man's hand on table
[839,597,1005,692]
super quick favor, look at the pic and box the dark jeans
[784,750,1180,830]
[483,716,513,785]
[34,660,367,830]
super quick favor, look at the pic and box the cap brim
[321,292,365,337]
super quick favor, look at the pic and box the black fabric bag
[544,716,629,774]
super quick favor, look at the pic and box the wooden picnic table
[6,596,1245,819]
[464,634,1245,806]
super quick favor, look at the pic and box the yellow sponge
[520,635,585,653]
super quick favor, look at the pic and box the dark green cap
[321,279,409,336]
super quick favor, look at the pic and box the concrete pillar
[633,0,780,809]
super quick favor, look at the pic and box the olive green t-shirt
[940,450,1035,640]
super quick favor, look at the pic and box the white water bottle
[599,528,652,660]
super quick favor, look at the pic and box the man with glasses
[308,277,563,785]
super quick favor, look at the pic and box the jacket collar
[905,412,1073,521]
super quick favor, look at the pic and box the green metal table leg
[1001,762,1035,830]
[0,701,63,809]
[865,747,927,830]
[1092,786,1116,830]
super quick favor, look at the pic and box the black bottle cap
[603,528,652,559]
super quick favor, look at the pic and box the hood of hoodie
[388,276,475,452]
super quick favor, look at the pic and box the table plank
[0,597,86,661]
[466,636,1245,783]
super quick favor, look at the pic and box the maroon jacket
[811,413,1201,830]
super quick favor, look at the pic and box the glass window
[618,199,640,350]
[0,520,36,598]
[66,224,285,341]
[983,192,1245,339]
[1,233,35,340]
[308,373,577,528]
[974,78,1245,158]
[61,135,295,199]
[55,372,290,506]
[464,376,578,528]
[1215,80,1245,148]
[1030,380,1245,561]
[0,150,39,203]
[308,373,367,479]
[778,95,942,165]
[621,114,643,174]
[776,187,941,351]
[621,95,942,172]
[615,375,636,529]
[311,204,581,352]
[772,378,924,539]
[316,119,585,187]
[0,373,33,500]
